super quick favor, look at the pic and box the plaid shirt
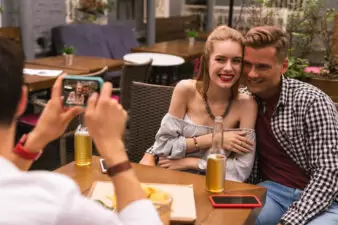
[247,77,338,225]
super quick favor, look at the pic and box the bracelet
[192,136,200,152]
[107,160,132,177]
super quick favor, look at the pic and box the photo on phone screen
[63,77,101,107]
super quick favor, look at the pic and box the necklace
[203,93,233,120]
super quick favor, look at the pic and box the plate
[88,181,197,223]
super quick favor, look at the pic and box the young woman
[140,25,257,182]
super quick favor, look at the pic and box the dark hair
[0,37,25,126]
[244,26,289,62]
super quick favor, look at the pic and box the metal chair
[126,81,174,162]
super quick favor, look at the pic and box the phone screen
[63,79,101,106]
[211,196,259,205]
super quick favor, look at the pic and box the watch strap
[13,134,42,161]
[107,160,132,177]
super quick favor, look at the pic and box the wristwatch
[107,160,132,177]
[13,134,42,161]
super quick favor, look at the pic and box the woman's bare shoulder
[174,79,197,97]
[235,92,257,109]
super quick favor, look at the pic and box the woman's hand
[158,157,198,170]
[139,153,156,166]
[223,131,254,155]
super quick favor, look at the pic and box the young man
[243,26,338,225]
[0,38,162,225]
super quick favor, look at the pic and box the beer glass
[74,125,92,166]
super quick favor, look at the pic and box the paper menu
[24,68,63,77]
[89,181,197,223]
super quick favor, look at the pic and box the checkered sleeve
[281,96,338,225]
[246,152,262,184]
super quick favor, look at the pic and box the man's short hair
[0,37,25,126]
[244,26,289,62]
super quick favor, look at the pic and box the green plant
[284,56,313,80]
[61,46,76,55]
[187,30,198,38]
[321,55,338,79]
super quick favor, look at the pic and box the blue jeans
[255,181,338,225]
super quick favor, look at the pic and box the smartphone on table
[209,194,262,208]
[62,76,103,107]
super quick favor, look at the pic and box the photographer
[0,37,162,225]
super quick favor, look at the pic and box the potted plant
[285,55,313,81]
[281,0,338,102]
[61,46,76,66]
[187,30,198,46]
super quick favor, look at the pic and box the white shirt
[0,157,162,225]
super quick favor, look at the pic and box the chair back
[127,82,174,162]
[120,60,152,110]
[0,27,22,49]
[81,66,108,77]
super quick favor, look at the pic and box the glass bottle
[205,116,226,193]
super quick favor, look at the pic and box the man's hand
[26,74,84,152]
[84,82,128,166]
[158,157,198,170]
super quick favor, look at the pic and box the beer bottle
[74,124,93,166]
[205,116,226,193]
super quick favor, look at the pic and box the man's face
[83,86,89,94]
[243,46,288,99]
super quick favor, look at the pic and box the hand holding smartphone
[209,194,262,208]
[62,76,104,107]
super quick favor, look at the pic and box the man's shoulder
[2,170,79,197]
[0,171,81,224]
[285,78,332,105]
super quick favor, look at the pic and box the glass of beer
[205,153,226,193]
[74,125,92,166]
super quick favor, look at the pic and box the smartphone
[100,158,107,173]
[209,194,262,208]
[62,76,103,107]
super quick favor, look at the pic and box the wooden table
[132,39,205,61]
[26,56,124,73]
[56,156,266,225]
[197,31,211,41]
[24,63,90,92]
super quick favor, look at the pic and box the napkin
[24,68,63,77]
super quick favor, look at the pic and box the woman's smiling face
[208,40,243,89]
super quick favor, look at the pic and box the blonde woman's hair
[244,26,289,62]
[196,25,244,98]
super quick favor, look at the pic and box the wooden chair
[126,82,174,162]
[0,27,22,49]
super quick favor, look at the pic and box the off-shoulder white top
[146,113,256,182]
